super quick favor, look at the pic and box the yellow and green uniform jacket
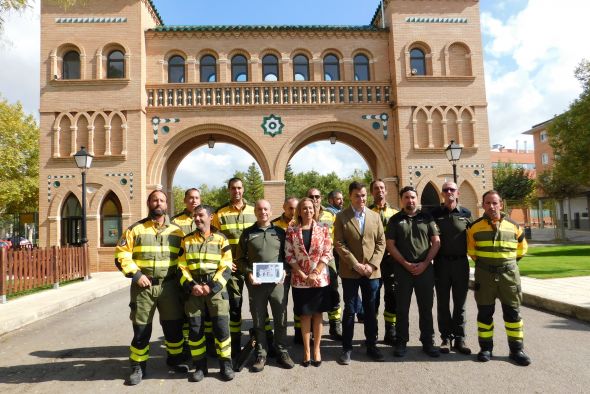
[212,201,256,265]
[318,207,336,241]
[271,214,292,231]
[115,216,184,282]
[178,228,233,295]
[370,202,398,227]
[171,210,195,236]
[467,213,528,266]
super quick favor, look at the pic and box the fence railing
[0,245,90,303]
[146,81,391,108]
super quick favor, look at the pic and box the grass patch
[6,278,85,300]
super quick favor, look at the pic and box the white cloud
[290,142,368,176]
[0,3,40,117]
[482,0,590,148]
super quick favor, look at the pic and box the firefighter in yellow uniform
[307,188,342,340]
[115,190,187,386]
[212,177,257,358]
[178,204,234,382]
[171,188,201,351]
[369,179,399,345]
[467,190,531,366]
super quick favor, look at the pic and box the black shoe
[383,326,396,346]
[277,352,295,369]
[329,320,343,341]
[422,344,440,358]
[301,360,310,367]
[220,360,235,381]
[440,339,451,354]
[453,339,472,355]
[477,350,493,362]
[367,346,385,362]
[311,360,322,367]
[338,350,352,365]
[126,364,144,386]
[250,355,266,372]
[393,342,407,357]
[509,350,531,366]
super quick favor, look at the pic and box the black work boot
[126,362,145,386]
[219,359,235,381]
[453,338,472,355]
[477,349,493,362]
[509,349,531,366]
[383,323,396,346]
[188,358,207,382]
[167,354,190,373]
[329,320,342,341]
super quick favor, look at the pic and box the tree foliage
[0,96,39,213]
[547,59,590,187]
[492,163,535,206]
[242,162,264,203]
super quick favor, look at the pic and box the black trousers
[434,255,469,340]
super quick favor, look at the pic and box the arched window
[323,54,340,81]
[262,54,279,81]
[61,194,82,246]
[420,183,440,213]
[410,48,426,76]
[231,55,248,82]
[200,55,217,82]
[168,55,185,83]
[63,51,80,79]
[353,54,370,81]
[101,192,122,247]
[107,50,125,78]
[293,54,309,81]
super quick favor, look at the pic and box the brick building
[39,0,492,271]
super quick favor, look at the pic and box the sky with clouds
[1,0,588,188]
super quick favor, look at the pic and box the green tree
[242,162,264,203]
[0,97,39,213]
[548,59,590,187]
[492,163,535,205]
[171,185,185,215]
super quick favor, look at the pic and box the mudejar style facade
[39,0,491,271]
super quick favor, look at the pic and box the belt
[193,274,213,284]
[476,263,516,274]
[147,275,175,285]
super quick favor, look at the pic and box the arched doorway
[420,182,440,213]
[61,193,82,245]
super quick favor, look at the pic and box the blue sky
[0,0,588,188]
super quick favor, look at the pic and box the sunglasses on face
[443,188,457,192]
[309,195,321,199]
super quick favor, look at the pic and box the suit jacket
[334,206,385,279]
[284,220,332,288]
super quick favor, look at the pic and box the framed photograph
[253,262,283,283]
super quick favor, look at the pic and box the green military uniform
[318,208,342,337]
[385,210,439,345]
[212,202,256,357]
[430,204,472,344]
[115,216,186,373]
[237,223,289,359]
[178,227,233,380]
[171,210,197,236]
[370,202,398,344]
[467,213,528,356]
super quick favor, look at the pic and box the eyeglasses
[309,195,321,199]
[443,188,457,193]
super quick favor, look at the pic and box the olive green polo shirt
[385,210,439,263]
[430,205,472,257]
[235,223,286,275]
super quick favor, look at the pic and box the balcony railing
[146,82,391,108]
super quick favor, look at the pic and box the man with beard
[325,190,344,215]
[430,181,472,355]
[386,186,441,358]
[468,190,530,366]
[369,179,399,345]
[115,190,188,385]
[179,204,235,382]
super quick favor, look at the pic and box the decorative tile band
[47,175,75,202]
[405,17,467,24]
[55,17,127,24]
[106,172,134,199]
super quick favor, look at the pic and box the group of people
[114,177,531,385]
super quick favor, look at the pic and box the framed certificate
[253,262,284,283]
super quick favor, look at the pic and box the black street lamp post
[445,140,463,183]
[74,146,93,244]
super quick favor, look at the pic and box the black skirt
[292,286,331,315]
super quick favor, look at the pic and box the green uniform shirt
[430,205,472,257]
[385,210,439,263]
[236,223,286,275]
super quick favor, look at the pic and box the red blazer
[285,220,332,288]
